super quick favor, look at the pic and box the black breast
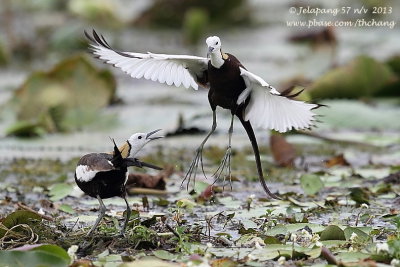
[75,153,128,199]
[207,53,247,110]
[75,169,127,199]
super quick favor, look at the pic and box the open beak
[146,129,163,140]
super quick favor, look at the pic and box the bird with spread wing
[85,30,322,199]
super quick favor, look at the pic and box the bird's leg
[120,194,131,236]
[181,110,217,191]
[87,195,106,236]
[212,114,234,190]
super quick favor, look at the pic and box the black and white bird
[75,129,162,236]
[85,30,322,199]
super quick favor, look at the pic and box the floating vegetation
[6,55,117,137]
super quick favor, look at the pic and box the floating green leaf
[300,174,324,195]
[10,55,116,136]
[320,225,346,241]
[176,199,196,211]
[264,236,282,245]
[0,244,70,267]
[310,55,396,99]
[0,210,41,238]
[335,251,369,263]
[58,204,76,214]
[5,120,46,137]
[48,183,74,201]
[153,250,178,261]
[343,227,371,242]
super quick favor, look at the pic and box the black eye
[138,136,142,139]
[216,42,219,45]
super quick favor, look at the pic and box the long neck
[237,114,280,200]
[210,50,224,68]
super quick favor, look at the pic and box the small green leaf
[0,210,42,238]
[264,236,282,244]
[335,252,369,263]
[320,225,346,241]
[153,250,178,261]
[58,204,76,214]
[6,120,46,137]
[154,198,170,207]
[304,246,322,259]
[343,227,371,242]
[300,174,324,195]
[48,183,73,201]
[176,199,196,210]
[265,224,288,236]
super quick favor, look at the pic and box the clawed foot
[212,146,233,191]
[181,147,207,191]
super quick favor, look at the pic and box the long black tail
[237,115,281,200]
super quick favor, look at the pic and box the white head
[206,36,222,54]
[127,129,163,156]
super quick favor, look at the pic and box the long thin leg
[120,194,131,236]
[87,195,106,236]
[212,114,234,189]
[181,109,217,191]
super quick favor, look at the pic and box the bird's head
[127,129,163,156]
[206,36,222,55]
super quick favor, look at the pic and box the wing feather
[159,61,171,84]
[239,67,319,133]
[182,68,191,89]
[85,30,209,90]
[151,61,167,81]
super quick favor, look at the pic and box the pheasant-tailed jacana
[75,129,162,236]
[85,30,322,199]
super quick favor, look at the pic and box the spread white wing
[85,30,209,90]
[238,67,319,133]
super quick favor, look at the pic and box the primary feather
[239,67,318,133]
[85,30,208,90]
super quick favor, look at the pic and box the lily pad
[343,227,371,242]
[9,55,116,136]
[320,225,346,241]
[58,204,76,214]
[5,120,46,137]
[266,223,325,236]
[153,250,178,261]
[0,210,42,238]
[300,174,324,195]
[310,55,396,99]
[48,183,74,201]
[335,252,370,263]
[0,244,70,267]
